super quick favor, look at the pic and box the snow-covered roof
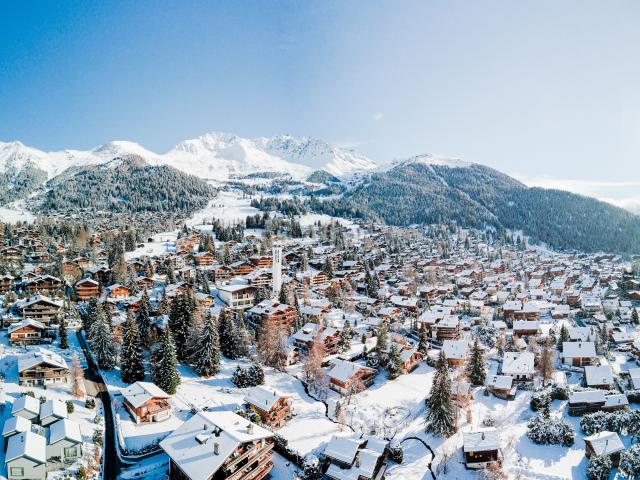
[12,395,40,416]
[502,352,535,375]
[583,431,625,456]
[8,318,45,334]
[584,365,614,386]
[5,431,46,464]
[326,359,374,383]
[40,399,68,421]
[244,386,285,412]
[2,416,31,438]
[562,342,596,358]
[463,428,501,452]
[18,348,68,373]
[485,375,513,390]
[324,436,361,464]
[159,411,273,480]
[48,419,82,444]
[442,340,468,360]
[121,381,170,408]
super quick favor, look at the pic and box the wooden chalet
[243,386,292,429]
[75,278,100,301]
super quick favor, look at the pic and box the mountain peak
[392,153,472,170]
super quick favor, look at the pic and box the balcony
[227,453,273,480]
[225,442,273,474]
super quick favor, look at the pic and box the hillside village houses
[1,200,640,480]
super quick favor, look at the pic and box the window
[64,446,78,458]
[10,467,24,477]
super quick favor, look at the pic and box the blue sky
[2,1,640,205]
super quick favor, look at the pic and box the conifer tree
[337,320,352,353]
[387,343,404,380]
[154,329,180,394]
[136,290,152,348]
[466,338,486,386]
[58,318,68,349]
[557,323,570,351]
[248,362,264,385]
[375,323,388,356]
[417,325,429,355]
[120,311,145,384]
[168,293,192,359]
[194,314,220,377]
[219,310,239,359]
[425,350,456,437]
[89,312,117,370]
[83,298,100,333]
[633,308,639,325]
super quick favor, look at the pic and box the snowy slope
[0,132,378,185]
[386,153,472,171]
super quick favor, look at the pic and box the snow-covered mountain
[0,132,377,189]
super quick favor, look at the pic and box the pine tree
[193,314,220,377]
[387,343,404,380]
[58,318,68,349]
[337,320,352,353]
[154,329,180,394]
[219,310,239,359]
[466,338,486,386]
[88,312,117,370]
[557,324,570,351]
[633,308,639,326]
[248,362,264,385]
[620,444,640,479]
[120,311,145,384]
[375,323,388,354]
[417,325,429,355]
[82,298,100,333]
[136,290,152,348]
[425,350,456,437]
[232,365,249,387]
[168,293,193,359]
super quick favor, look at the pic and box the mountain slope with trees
[309,160,640,255]
[38,155,215,213]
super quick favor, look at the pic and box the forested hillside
[309,161,640,255]
[39,155,215,213]
[0,161,47,205]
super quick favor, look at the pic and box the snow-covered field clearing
[0,200,36,224]
[0,331,102,479]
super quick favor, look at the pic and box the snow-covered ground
[0,200,36,224]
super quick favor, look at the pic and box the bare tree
[537,337,555,387]
[71,353,86,398]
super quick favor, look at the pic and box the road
[76,331,122,480]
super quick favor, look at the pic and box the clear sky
[2,1,639,207]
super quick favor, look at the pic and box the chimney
[214,442,219,455]
[247,423,254,434]
[204,424,207,431]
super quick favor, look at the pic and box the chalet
[400,348,423,373]
[46,419,83,463]
[18,349,69,387]
[326,359,376,395]
[2,416,31,449]
[324,436,389,480]
[292,323,340,354]
[15,295,63,325]
[121,381,172,424]
[442,340,468,366]
[583,431,624,467]
[12,395,40,422]
[501,352,535,381]
[243,386,292,429]
[106,283,131,299]
[297,267,328,287]
[247,300,298,331]
[8,319,46,346]
[249,255,272,268]
[485,375,516,400]
[230,260,256,277]
[244,269,272,289]
[463,429,502,470]
[217,284,256,311]
[5,431,46,480]
[512,320,541,337]
[433,316,460,341]
[0,274,14,294]
[75,278,99,300]
[160,411,274,480]
[584,365,614,390]
[194,251,216,267]
[562,342,597,367]
[25,275,62,294]
[39,399,68,427]
[568,391,628,416]
[212,264,234,283]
